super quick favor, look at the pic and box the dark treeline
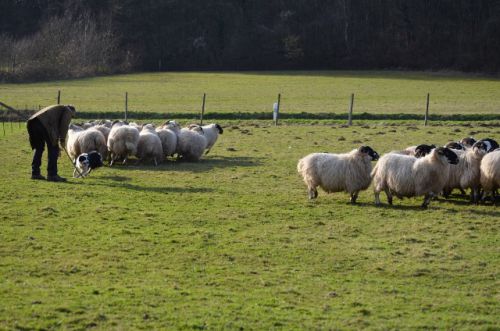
[1,0,500,81]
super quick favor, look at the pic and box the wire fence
[2,90,499,138]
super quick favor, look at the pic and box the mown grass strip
[2,109,499,122]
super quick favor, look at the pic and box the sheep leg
[350,192,358,204]
[459,188,467,196]
[374,191,381,205]
[442,188,451,199]
[421,193,434,209]
[384,188,393,205]
[154,158,158,167]
[308,187,318,200]
[470,188,480,204]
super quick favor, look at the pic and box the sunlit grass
[1,71,500,116]
[0,119,498,329]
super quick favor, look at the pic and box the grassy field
[0,118,499,329]
[1,71,500,117]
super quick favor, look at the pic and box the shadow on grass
[354,198,500,216]
[105,156,261,173]
[353,201,425,211]
[235,70,500,82]
[86,179,215,194]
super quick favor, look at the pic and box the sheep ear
[436,148,445,155]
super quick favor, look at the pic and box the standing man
[27,104,76,182]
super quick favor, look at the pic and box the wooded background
[1,0,500,82]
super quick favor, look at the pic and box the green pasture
[1,71,500,116]
[0,119,499,329]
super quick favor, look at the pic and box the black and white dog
[74,151,104,178]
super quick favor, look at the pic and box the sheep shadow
[354,198,500,216]
[106,156,262,173]
[354,201,427,211]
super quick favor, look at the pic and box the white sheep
[442,143,487,203]
[128,122,143,131]
[156,122,179,159]
[136,124,164,166]
[93,124,111,142]
[66,124,107,162]
[297,146,379,203]
[480,149,500,202]
[176,127,207,161]
[107,121,140,166]
[372,147,459,208]
[188,123,224,154]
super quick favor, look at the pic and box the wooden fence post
[200,93,206,125]
[124,92,128,121]
[57,90,61,104]
[348,93,354,126]
[424,93,430,126]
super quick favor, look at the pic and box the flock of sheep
[66,119,224,166]
[297,137,499,208]
[66,119,498,208]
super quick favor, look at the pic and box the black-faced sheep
[445,141,466,150]
[188,123,224,154]
[460,137,476,148]
[399,144,436,158]
[136,124,164,166]
[176,126,207,161]
[476,138,499,153]
[443,142,488,203]
[297,146,379,203]
[480,149,500,202]
[107,121,140,166]
[372,147,459,208]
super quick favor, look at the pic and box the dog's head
[74,151,103,178]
